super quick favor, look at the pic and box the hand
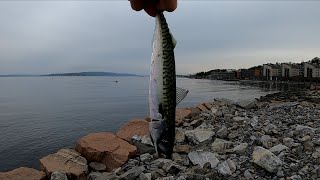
[130,0,177,17]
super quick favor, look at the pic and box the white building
[304,62,320,78]
[281,63,299,77]
[263,64,282,80]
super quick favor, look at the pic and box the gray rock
[260,135,277,149]
[88,172,116,180]
[216,161,232,176]
[296,125,315,133]
[283,137,300,147]
[252,146,283,173]
[139,173,151,180]
[163,161,182,174]
[269,144,289,155]
[230,143,248,154]
[141,136,154,146]
[188,151,219,168]
[243,170,254,180]
[140,153,153,163]
[185,128,215,144]
[89,162,106,171]
[156,176,174,180]
[214,98,236,106]
[232,116,245,122]
[289,175,302,180]
[250,116,259,127]
[269,102,299,110]
[264,123,278,134]
[211,138,234,153]
[133,141,156,155]
[216,126,228,138]
[236,99,257,109]
[50,171,68,180]
[172,153,183,164]
[226,159,236,173]
[119,166,145,180]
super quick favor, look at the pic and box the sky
[0,1,319,75]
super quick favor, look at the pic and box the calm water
[0,77,273,171]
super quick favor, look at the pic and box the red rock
[196,103,210,111]
[0,167,46,180]
[176,108,192,126]
[75,132,137,172]
[203,102,213,110]
[39,149,88,180]
[116,119,149,142]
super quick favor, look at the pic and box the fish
[149,12,188,158]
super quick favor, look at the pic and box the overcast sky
[0,1,319,75]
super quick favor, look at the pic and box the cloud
[0,1,319,74]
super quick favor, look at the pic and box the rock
[176,108,192,126]
[269,144,289,155]
[216,126,228,138]
[211,138,235,153]
[89,162,106,172]
[0,167,46,180]
[141,136,153,146]
[88,172,116,180]
[243,170,254,180]
[172,153,183,164]
[211,107,218,114]
[283,137,300,147]
[250,116,259,127]
[226,159,236,173]
[188,151,219,168]
[236,99,257,109]
[214,98,236,106]
[39,149,88,180]
[119,166,145,180]
[252,146,283,173]
[133,141,155,155]
[139,173,152,180]
[75,132,137,172]
[230,143,248,154]
[173,145,190,154]
[269,102,299,110]
[116,119,149,142]
[50,171,68,180]
[175,128,185,143]
[260,135,277,149]
[296,125,315,133]
[189,119,204,128]
[163,161,182,174]
[140,153,153,163]
[196,104,210,111]
[232,116,245,122]
[288,175,302,180]
[185,127,215,144]
[264,123,278,134]
[216,161,232,176]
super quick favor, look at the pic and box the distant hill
[44,72,142,77]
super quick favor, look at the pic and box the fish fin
[170,31,177,48]
[176,87,189,106]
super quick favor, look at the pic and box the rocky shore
[1,87,320,180]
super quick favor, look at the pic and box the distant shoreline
[0,72,145,77]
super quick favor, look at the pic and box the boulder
[116,119,149,142]
[188,151,219,168]
[176,108,192,126]
[196,104,210,111]
[173,145,191,154]
[89,162,106,172]
[236,99,257,109]
[185,128,215,144]
[216,161,232,176]
[75,132,137,172]
[0,167,46,180]
[39,149,88,180]
[252,146,282,173]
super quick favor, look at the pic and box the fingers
[130,0,144,11]
[157,0,177,12]
[130,0,177,17]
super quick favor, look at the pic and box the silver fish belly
[149,12,176,158]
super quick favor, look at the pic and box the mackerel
[149,12,188,158]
